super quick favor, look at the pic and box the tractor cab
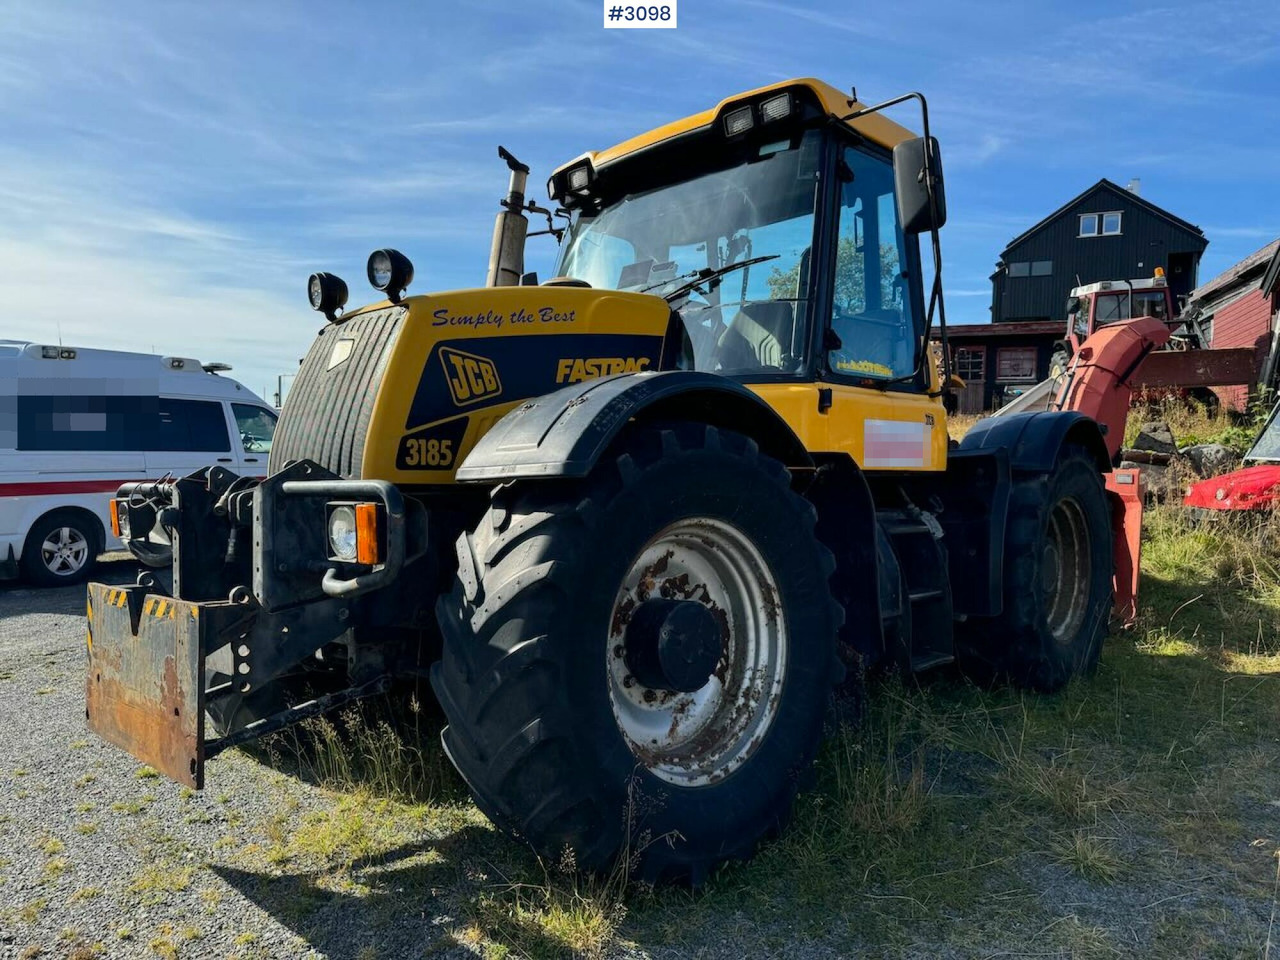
[1066,272,1175,350]
[548,81,939,397]
[1051,271,1177,378]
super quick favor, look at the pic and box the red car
[1184,402,1280,511]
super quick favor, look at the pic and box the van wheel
[22,511,99,587]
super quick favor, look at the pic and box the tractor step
[880,521,932,537]
[910,651,955,672]
[908,588,945,603]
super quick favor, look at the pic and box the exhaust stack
[487,146,530,287]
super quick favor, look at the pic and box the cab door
[817,139,947,472]
[228,402,278,478]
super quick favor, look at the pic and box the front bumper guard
[85,583,392,788]
[87,465,417,789]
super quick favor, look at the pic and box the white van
[0,341,277,586]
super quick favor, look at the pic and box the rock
[1132,421,1178,456]
[1119,459,1177,501]
[1181,442,1237,478]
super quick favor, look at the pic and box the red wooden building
[1183,239,1280,410]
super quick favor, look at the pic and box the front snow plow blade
[86,583,232,789]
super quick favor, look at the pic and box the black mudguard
[454,370,812,482]
[959,410,1111,473]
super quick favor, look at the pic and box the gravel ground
[0,558,485,960]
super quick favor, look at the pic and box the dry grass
[1124,391,1271,454]
[269,695,458,807]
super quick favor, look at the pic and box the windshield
[1247,401,1280,463]
[556,131,822,375]
[1094,290,1169,325]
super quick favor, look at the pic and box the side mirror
[893,137,946,234]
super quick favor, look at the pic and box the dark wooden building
[933,322,1061,414]
[990,179,1207,324]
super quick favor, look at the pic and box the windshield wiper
[642,254,780,301]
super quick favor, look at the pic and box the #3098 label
[604,0,677,28]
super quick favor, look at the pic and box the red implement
[1053,317,1172,463]
[1052,318,1171,626]
[1104,469,1144,625]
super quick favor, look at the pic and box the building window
[1007,260,1051,279]
[1080,212,1122,236]
[996,346,1037,381]
[955,346,986,381]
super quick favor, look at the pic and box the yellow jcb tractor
[87,78,1124,885]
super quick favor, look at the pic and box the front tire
[956,443,1113,692]
[21,510,99,587]
[432,424,842,884]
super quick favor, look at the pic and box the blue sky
[1,0,1277,399]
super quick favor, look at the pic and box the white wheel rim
[41,526,90,576]
[607,517,787,787]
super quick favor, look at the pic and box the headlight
[366,248,414,303]
[327,505,358,561]
[759,92,792,123]
[326,502,382,564]
[723,105,754,136]
[307,271,349,322]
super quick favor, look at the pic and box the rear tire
[433,423,843,884]
[21,510,99,587]
[956,444,1113,692]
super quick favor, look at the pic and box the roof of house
[932,321,1063,341]
[1188,237,1280,305]
[1263,244,1280,297]
[1001,179,1205,255]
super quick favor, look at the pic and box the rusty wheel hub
[607,517,786,787]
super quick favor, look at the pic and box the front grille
[269,306,405,478]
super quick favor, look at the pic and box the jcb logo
[556,356,651,384]
[440,346,502,406]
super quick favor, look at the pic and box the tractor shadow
[210,824,570,960]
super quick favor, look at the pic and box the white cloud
[0,157,313,399]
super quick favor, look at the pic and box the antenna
[56,318,63,347]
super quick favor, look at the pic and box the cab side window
[232,404,277,454]
[826,146,917,381]
[155,398,230,452]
